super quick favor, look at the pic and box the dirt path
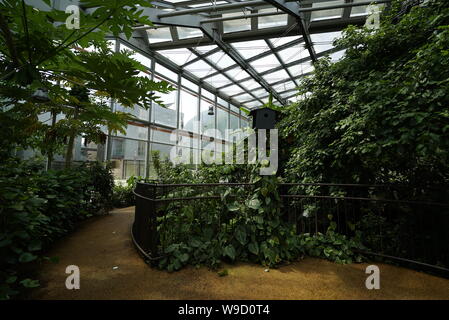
[29,207,449,300]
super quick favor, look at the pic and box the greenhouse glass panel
[181,77,198,92]
[217,97,228,108]
[159,48,196,66]
[201,89,215,101]
[147,27,172,43]
[151,142,173,161]
[204,73,233,88]
[311,31,342,54]
[151,85,177,128]
[200,98,215,135]
[277,45,304,64]
[250,54,281,73]
[178,133,200,150]
[150,128,175,145]
[110,138,146,179]
[155,64,178,82]
[230,104,240,113]
[258,8,288,29]
[177,27,203,39]
[219,85,244,97]
[188,1,227,7]
[234,93,253,102]
[231,40,269,59]
[223,12,252,33]
[225,67,251,81]
[351,1,384,17]
[207,51,236,69]
[245,100,261,108]
[217,107,228,139]
[185,59,215,78]
[132,52,152,69]
[114,103,149,121]
[241,79,261,91]
[263,69,290,84]
[311,1,345,21]
[270,36,300,48]
[180,89,199,133]
[288,62,313,77]
[230,114,239,130]
[116,123,148,140]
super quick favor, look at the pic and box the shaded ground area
[29,207,449,300]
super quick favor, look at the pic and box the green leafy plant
[298,215,365,264]
[0,159,113,300]
[279,0,449,186]
[0,0,173,162]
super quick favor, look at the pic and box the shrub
[154,163,364,272]
[112,176,140,208]
[0,159,113,299]
[279,0,449,186]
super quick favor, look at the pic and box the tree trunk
[46,111,57,170]
[65,106,78,169]
[65,134,75,169]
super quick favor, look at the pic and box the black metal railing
[133,182,449,276]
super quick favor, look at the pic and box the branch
[0,11,20,66]
[36,11,115,66]
[21,0,32,65]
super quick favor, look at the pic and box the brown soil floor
[29,207,449,300]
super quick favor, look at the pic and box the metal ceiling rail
[265,39,299,86]
[199,0,391,23]
[202,36,304,80]
[263,0,317,62]
[201,25,287,105]
[298,0,391,12]
[187,48,264,104]
[217,46,339,90]
[200,11,286,24]
[158,1,269,18]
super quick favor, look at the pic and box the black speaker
[249,107,277,130]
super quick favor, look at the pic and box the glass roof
[142,0,385,108]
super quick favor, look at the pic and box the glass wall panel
[231,104,240,113]
[217,107,228,139]
[258,9,288,29]
[200,98,215,136]
[110,137,146,179]
[159,48,196,66]
[115,102,149,121]
[150,127,175,145]
[147,27,172,43]
[177,27,203,39]
[181,77,198,92]
[311,1,344,21]
[223,12,252,33]
[180,89,199,133]
[230,114,239,130]
[152,81,177,128]
[241,118,251,129]
[155,63,178,82]
[178,132,199,149]
[231,40,268,59]
[116,123,148,140]
[151,142,174,161]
